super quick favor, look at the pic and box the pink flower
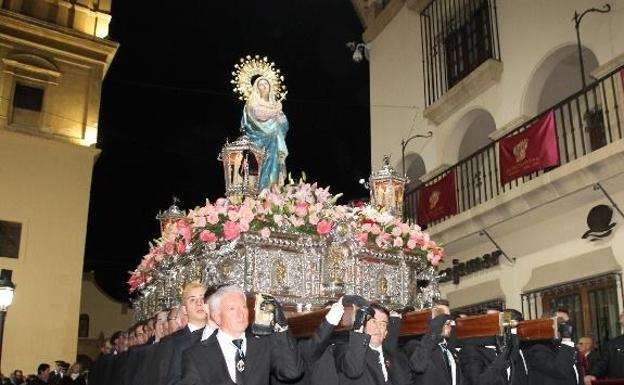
[239,220,250,232]
[290,216,305,227]
[154,253,164,263]
[316,220,332,235]
[361,223,372,232]
[273,214,284,226]
[199,230,217,243]
[260,227,271,239]
[207,213,219,225]
[391,226,402,237]
[227,208,240,221]
[223,221,241,240]
[393,237,404,248]
[176,241,186,254]
[429,252,442,266]
[375,233,391,248]
[164,242,175,255]
[407,239,417,250]
[371,224,382,235]
[356,232,369,245]
[193,215,207,228]
[308,214,320,225]
[294,202,309,217]
[176,220,192,243]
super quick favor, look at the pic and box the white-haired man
[180,285,302,385]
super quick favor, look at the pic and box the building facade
[0,0,117,373]
[355,0,624,344]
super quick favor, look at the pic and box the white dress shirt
[216,330,247,383]
[440,341,457,385]
[370,345,388,382]
[200,325,217,341]
[188,322,204,333]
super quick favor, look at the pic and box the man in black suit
[335,303,412,385]
[156,281,210,385]
[407,311,463,385]
[525,309,582,385]
[591,310,624,380]
[459,309,528,385]
[576,335,601,384]
[180,285,303,385]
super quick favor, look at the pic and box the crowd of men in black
[1,361,87,385]
[86,281,624,385]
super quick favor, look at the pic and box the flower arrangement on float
[128,177,444,292]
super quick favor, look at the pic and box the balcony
[405,64,624,240]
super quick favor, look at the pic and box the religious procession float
[128,56,558,341]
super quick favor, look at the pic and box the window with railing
[405,64,624,227]
[521,273,623,350]
[452,298,505,316]
[420,0,501,106]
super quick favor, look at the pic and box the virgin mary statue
[241,76,289,190]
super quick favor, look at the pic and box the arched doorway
[524,44,605,156]
[446,109,496,211]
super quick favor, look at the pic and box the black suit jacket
[167,327,206,385]
[111,350,130,385]
[125,339,154,385]
[593,334,624,379]
[180,331,303,385]
[272,319,338,385]
[335,331,412,385]
[152,326,204,385]
[406,333,463,385]
[525,343,581,385]
[459,344,528,385]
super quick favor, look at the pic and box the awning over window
[447,280,504,309]
[522,247,621,293]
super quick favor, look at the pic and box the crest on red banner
[499,110,559,185]
[418,171,457,225]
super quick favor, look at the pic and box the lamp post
[573,4,611,91]
[401,131,433,177]
[0,269,15,372]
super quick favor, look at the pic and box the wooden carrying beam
[285,307,558,341]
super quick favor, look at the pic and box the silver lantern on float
[219,135,266,198]
[368,155,408,219]
[156,197,187,237]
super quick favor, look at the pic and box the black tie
[440,343,452,379]
[232,339,245,385]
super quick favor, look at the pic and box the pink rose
[176,241,186,254]
[393,237,404,248]
[294,202,309,217]
[223,221,241,240]
[361,223,372,232]
[316,220,332,235]
[371,224,382,235]
[154,253,164,263]
[391,226,402,237]
[164,242,175,255]
[199,230,217,243]
[260,227,271,239]
[407,239,417,249]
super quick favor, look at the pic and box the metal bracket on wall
[594,183,624,219]
[479,229,515,264]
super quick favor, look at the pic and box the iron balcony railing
[405,64,624,226]
[420,0,501,107]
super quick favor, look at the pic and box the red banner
[418,171,457,225]
[499,110,559,185]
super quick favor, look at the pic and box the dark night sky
[84,1,371,301]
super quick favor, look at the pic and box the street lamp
[0,269,15,371]
[401,131,433,177]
